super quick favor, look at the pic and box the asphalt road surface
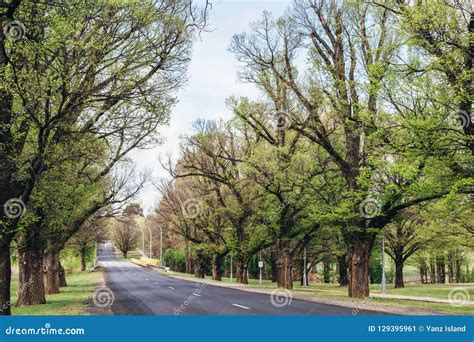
[99,242,385,315]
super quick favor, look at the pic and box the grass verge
[11,271,103,315]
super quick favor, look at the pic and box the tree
[71,217,109,272]
[113,203,141,259]
[229,1,472,298]
[390,0,473,154]
[162,120,268,283]
[0,0,208,314]
[384,212,424,288]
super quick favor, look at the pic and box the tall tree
[1,0,208,314]
[230,1,472,298]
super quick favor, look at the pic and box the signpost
[258,252,263,285]
[230,255,233,283]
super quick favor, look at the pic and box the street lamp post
[160,225,163,266]
[230,254,233,283]
[149,229,152,259]
[303,247,307,288]
[259,251,262,285]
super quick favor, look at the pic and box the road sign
[258,261,263,268]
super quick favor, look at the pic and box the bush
[369,249,383,284]
[163,249,186,272]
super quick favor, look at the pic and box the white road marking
[146,279,149,281]
[232,303,250,310]
[154,282,159,285]
[168,286,175,290]
[193,293,201,297]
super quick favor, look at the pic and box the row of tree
[154,0,473,298]
[0,0,209,315]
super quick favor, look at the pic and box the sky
[131,0,292,214]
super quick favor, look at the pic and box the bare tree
[71,218,109,272]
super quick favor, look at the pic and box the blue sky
[132,0,292,213]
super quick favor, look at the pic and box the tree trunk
[59,261,67,287]
[235,259,249,284]
[419,265,426,284]
[194,257,205,278]
[185,242,192,274]
[211,254,223,281]
[271,259,278,283]
[447,251,454,283]
[394,255,404,288]
[275,241,293,289]
[348,237,373,298]
[241,262,249,284]
[80,246,87,272]
[429,257,436,283]
[16,241,46,306]
[323,258,331,283]
[337,254,348,286]
[0,245,12,315]
[455,258,462,283]
[436,255,446,284]
[44,249,61,294]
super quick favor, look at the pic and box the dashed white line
[232,303,250,310]
[168,286,175,290]
[154,282,159,285]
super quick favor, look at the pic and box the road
[99,242,385,315]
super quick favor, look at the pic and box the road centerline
[232,303,250,310]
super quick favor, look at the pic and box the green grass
[11,271,102,315]
[382,283,474,298]
[295,282,474,301]
[292,285,474,315]
[115,248,142,260]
